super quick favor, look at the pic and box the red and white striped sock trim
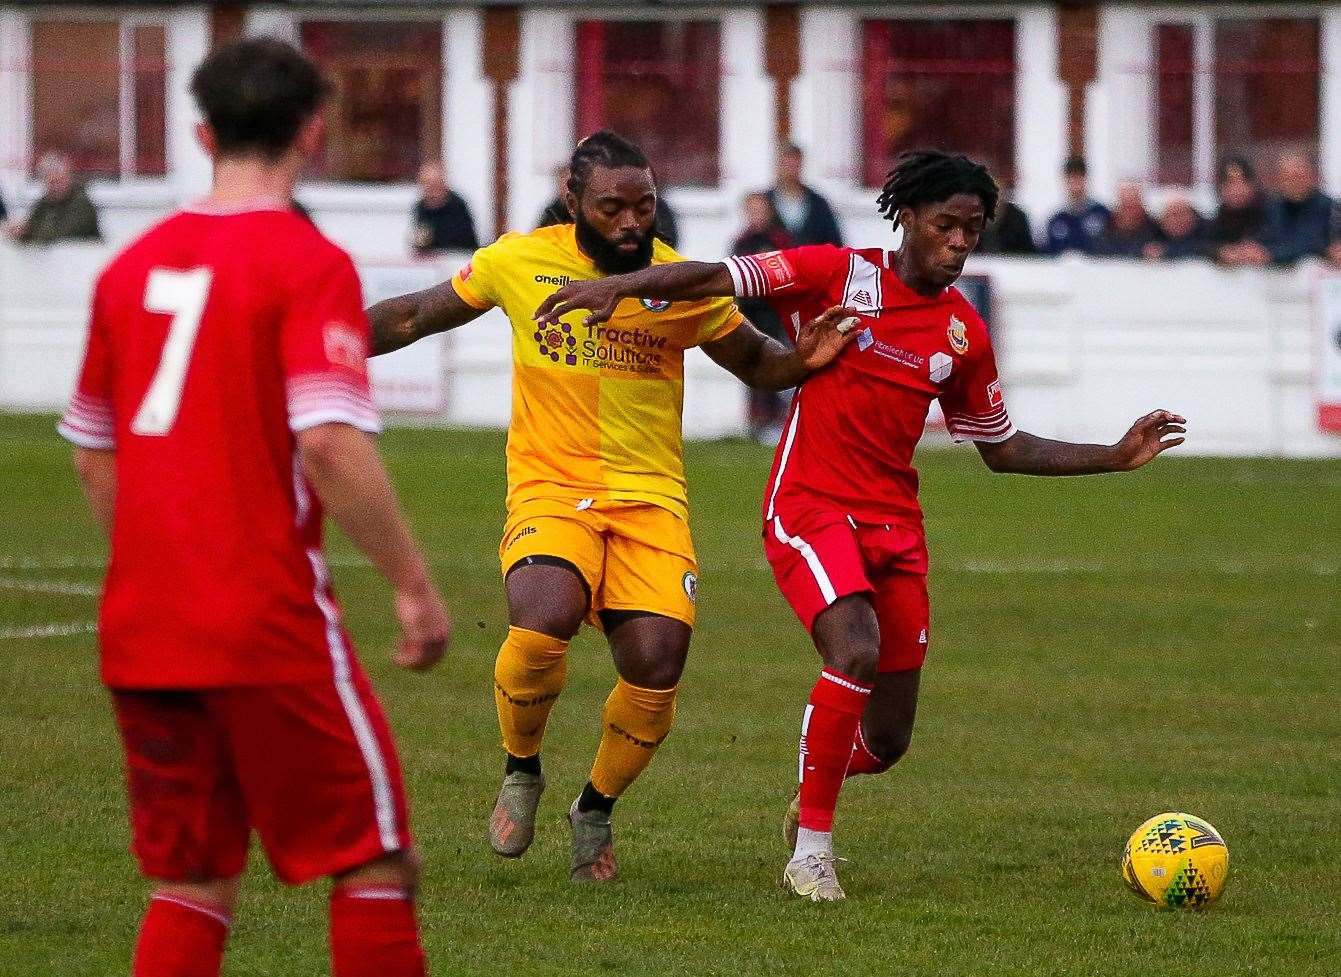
[150,893,232,928]
[820,669,873,696]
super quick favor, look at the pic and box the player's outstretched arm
[534,261,734,328]
[297,422,451,670]
[975,411,1187,475]
[366,282,485,356]
[71,447,116,536]
[702,305,860,391]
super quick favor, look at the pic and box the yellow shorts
[499,497,699,628]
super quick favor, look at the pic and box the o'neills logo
[533,321,667,373]
[535,273,571,286]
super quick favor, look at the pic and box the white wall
[4,239,1338,458]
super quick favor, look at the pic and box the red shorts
[110,661,412,886]
[764,513,930,672]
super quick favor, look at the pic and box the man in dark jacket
[9,152,101,245]
[977,185,1036,255]
[1044,156,1109,254]
[765,144,842,247]
[411,161,479,255]
[1262,154,1331,265]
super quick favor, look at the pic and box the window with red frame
[301,22,441,182]
[31,20,166,178]
[1215,18,1318,169]
[861,19,1016,189]
[575,21,721,187]
[1155,24,1195,186]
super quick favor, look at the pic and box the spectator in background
[1260,153,1331,265]
[1095,181,1160,258]
[536,165,571,228]
[1210,157,1268,265]
[1145,197,1208,261]
[8,151,101,245]
[0,187,7,225]
[977,184,1036,255]
[1044,156,1109,254]
[732,191,795,442]
[536,162,680,247]
[411,161,478,255]
[766,143,842,246]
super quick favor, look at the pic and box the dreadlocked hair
[567,130,652,199]
[875,150,1000,224]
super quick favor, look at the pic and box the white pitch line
[0,576,100,598]
[0,621,97,640]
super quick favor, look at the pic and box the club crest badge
[682,571,698,602]
[948,315,969,354]
[641,298,671,312]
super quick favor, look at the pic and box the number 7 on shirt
[131,266,214,437]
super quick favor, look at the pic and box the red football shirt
[59,201,380,688]
[724,245,1014,532]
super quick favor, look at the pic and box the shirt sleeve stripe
[289,409,382,435]
[722,258,749,297]
[950,423,1017,445]
[57,420,116,449]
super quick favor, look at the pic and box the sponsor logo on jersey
[948,314,970,354]
[534,273,572,287]
[987,379,1002,406]
[641,298,671,312]
[532,320,669,373]
[758,250,797,290]
[929,351,953,383]
[507,525,538,549]
[872,342,924,369]
[918,628,928,644]
[323,320,367,372]
[682,571,698,602]
[857,327,875,351]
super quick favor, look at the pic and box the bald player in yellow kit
[368,132,854,882]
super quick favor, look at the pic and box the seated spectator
[1096,182,1161,258]
[977,184,1036,256]
[536,163,679,247]
[1044,156,1109,254]
[1145,197,1208,261]
[536,165,571,228]
[1209,157,1268,265]
[411,161,479,255]
[731,191,795,442]
[766,143,842,246]
[7,151,101,245]
[1260,153,1331,265]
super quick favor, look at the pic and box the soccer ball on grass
[1121,812,1228,909]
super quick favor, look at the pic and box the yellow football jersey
[451,223,743,520]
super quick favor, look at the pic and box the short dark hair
[190,38,329,160]
[875,150,999,224]
[567,130,652,200]
[1063,155,1088,177]
[1217,156,1256,185]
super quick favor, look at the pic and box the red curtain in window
[1215,18,1318,168]
[861,20,1016,188]
[574,20,721,186]
[1156,25,1195,186]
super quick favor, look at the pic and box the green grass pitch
[1,412,1337,975]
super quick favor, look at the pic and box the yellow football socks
[494,626,569,758]
[589,679,678,798]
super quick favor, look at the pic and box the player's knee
[334,848,421,896]
[509,598,584,641]
[617,640,687,689]
[154,875,241,917]
[865,726,913,767]
[814,596,880,681]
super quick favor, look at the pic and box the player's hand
[392,580,451,671]
[794,305,862,373]
[1110,410,1187,471]
[534,279,624,328]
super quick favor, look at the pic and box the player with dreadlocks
[366,131,853,883]
[536,149,1187,901]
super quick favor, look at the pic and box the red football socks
[845,721,888,777]
[797,668,872,831]
[132,894,230,977]
[330,886,427,977]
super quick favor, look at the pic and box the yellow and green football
[1121,812,1228,909]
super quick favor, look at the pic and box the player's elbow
[296,422,366,478]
